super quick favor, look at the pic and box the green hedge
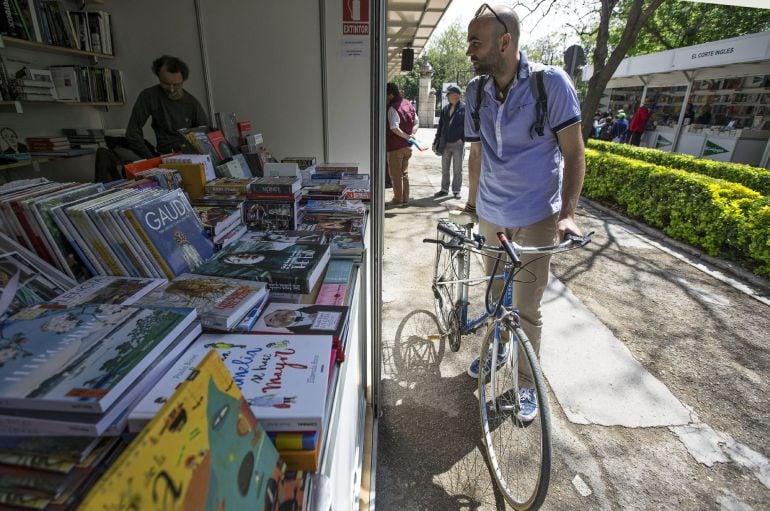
[584,149,770,277]
[587,139,770,196]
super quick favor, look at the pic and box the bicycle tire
[478,321,552,510]
[432,229,462,352]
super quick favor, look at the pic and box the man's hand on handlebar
[557,216,583,243]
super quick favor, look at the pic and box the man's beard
[472,51,504,76]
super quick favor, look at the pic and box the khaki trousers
[387,147,411,203]
[478,213,558,384]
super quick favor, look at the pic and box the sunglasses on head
[474,3,509,35]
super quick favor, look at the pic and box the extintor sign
[343,0,369,35]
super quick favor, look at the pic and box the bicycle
[423,218,591,510]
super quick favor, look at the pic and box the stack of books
[194,237,330,295]
[0,435,126,509]
[128,333,335,472]
[315,258,357,306]
[298,200,368,261]
[26,136,72,153]
[134,167,184,190]
[0,302,201,436]
[12,68,57,101]
[244,176,302,231]
[62,128,106,149]
[83,351,296,510]
[136,273,268,331]
[193,202,246,251]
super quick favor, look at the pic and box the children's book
[194,239,330,295]
[0,303,197,414]
[136,273,268,331]
[0,321,201,437]
[81,351,284,511]
[129,333,334,434]
[50,276,167,306]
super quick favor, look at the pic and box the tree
[522,32,567,67]
[578,0,667,140]
[390,68,419,101]
[611,2,770,57]
[425,20,475,92]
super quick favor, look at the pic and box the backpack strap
[472,75,489,133]
[529,68,547,138]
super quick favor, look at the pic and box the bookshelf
[0,35,114,61]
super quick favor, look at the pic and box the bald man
[464,5,585,422]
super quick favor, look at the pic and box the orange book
[123,157,163,179]
[279,440,321,472]
[159,162,207,199]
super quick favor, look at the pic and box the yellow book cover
[79,351,285,511]
[159,162,207,199]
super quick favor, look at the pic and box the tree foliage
[610,1,770,57]
[425,20,475,92]
[522,33,567,67]
[390,68,419,101]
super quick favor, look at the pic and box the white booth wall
[100,0,372,171]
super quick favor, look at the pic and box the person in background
[628,97,653,146]
[610,112,628,142]
[432,85,466,199]
[386,82,418,207]
[683,103,695,125]
[464,4,585,421]
[125,55,209,160]
[696,103,712,125]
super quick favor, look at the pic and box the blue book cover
[129,189,215,277]
[0,303,196,413]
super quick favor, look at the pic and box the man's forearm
[559,156,585,220]
[468,142,481,207]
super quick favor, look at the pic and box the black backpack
[471,64,549,138]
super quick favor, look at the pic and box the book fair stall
[0,0,399,509]
[583,31,770,169]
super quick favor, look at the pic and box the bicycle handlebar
[423,221,593,257]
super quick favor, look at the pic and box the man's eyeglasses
[474,3,509,35]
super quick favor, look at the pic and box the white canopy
[583,31,770,88]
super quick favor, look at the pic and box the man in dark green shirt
[125,55,209,159]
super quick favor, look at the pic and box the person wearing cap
[610,111,629,142]
[432,85,467,199]
[386,82,419,207]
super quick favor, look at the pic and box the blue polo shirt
[465,52,581,228]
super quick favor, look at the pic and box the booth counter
[645,125,770,164]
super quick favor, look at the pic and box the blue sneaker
[467,343,510,379]
[516,387,538,422]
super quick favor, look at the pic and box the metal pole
[193,0,214,122]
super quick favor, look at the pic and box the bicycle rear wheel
[432,228,462,351]
[478,321,552,510]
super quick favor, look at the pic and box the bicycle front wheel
[432,231,461,351]
[478,321,552,510]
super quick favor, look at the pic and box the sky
[428,0,586,50]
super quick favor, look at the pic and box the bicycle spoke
[478,324,551,510]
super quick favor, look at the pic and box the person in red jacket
[628,97,654,146]
[386,82,418,207]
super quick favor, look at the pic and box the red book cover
[206,130,231,161]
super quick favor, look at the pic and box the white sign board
[673,35,769,70]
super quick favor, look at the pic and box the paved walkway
[376,129,770,510]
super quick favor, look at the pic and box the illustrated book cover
[0,303,197,414]
[80,351,285,511]
[50,276,167,306]
[136,273,268,331]
[129,333,334,434]
[125,189,215,279]
[194,239,330,294]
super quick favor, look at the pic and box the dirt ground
[376,132,770,510]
